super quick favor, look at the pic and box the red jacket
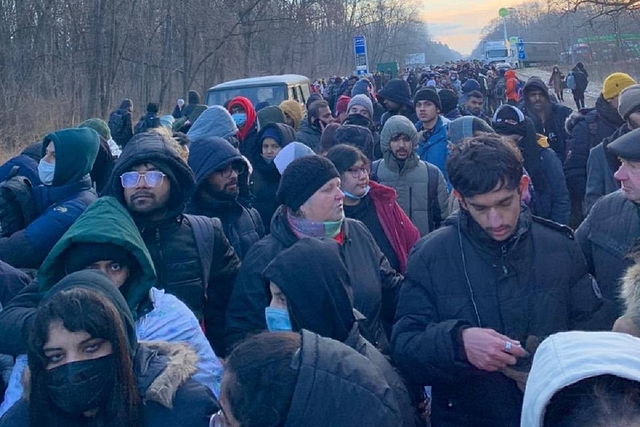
[368,181,420,273]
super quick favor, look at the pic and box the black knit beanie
[414,87,442,112]
[64,242,133,275]
[277,156,340,211]
[439,89,457,115]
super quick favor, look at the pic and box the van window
[300,85,311,103]
[206,85,288,107]
[290,87,298,101]
[297,86,306,104]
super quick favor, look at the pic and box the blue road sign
[354,36,368,74]
[518,38,524,44]
[519,52,526,60]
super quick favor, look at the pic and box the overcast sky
[424,0,525,55]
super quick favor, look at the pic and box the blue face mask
[38,160,55,185]
[265,307,292,332]
[231,113,247,127]
[342,185,370,200]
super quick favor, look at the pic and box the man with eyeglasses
[372,115,449,236]
[103,131,240,357]
[187,136,264,260]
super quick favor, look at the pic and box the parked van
[205,74,311,107]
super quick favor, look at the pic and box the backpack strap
[184,214,220,298]
[427,163,442,232]
[371,159,382,182]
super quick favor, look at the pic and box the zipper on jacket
[501,244,508,276]
[155,228,165,286]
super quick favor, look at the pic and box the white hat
[274,142,315,175]
[521,331,640,427]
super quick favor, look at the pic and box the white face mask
[38,159,55,185]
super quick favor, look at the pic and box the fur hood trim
[621,263,640,329]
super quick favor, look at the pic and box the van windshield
[206,85,287,107]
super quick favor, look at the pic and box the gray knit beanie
[619,84,640,120]
[380,115,419,151]
[347,94,374,119]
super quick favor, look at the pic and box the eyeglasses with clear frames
[345,165,369,178]
[120,171,166,188]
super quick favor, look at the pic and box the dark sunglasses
[120,171,166,188]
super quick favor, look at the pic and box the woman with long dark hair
[0,270,218,427]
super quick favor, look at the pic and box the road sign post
[354,36,369,76]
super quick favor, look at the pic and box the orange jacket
[505,70,519,102]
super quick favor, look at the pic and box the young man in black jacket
[392,134,610,427]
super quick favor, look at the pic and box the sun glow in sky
[423,0,527,55]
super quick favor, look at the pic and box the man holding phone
[296,100,333,153]
[392,134,610,427]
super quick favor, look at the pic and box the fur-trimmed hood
[620,263,640,330]
[23,341,200,410]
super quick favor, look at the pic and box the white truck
[484,40,511,65]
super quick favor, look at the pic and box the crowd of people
[0,59,639,426]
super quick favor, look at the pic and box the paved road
[515,67,600,111]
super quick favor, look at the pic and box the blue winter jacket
[415,116,451,185]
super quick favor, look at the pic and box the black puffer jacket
[564,95,623,212]
[284,330,403,427]
[102,133,241,355]
[225,206,403,353]
[392,207,609,427]
[250,123,296,233]
[187,136,264,259]
[576,191,639,318]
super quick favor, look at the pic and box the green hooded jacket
[38,196,156,319]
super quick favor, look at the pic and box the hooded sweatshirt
[521,331,640,427]
[0,270,219,427]
[263,238,418,427]
[187,106,239,143]
[284,330,402,427]
[187,137,264,259]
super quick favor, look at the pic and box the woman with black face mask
[0,270,218,427]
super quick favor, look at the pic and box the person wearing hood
[225,155,403,354]
[77,118,117,191]
[548,66,565,101]
[392,134,609,427]
[0,128,99,269]
[256,105,285,131]
[439,89,462,121]
[568,63,589,110]
[108,98,134,148]
[0,142,42,186]
[279,100,304,131]
[378,78,418,127]
[413,88,451,184]
[521,331,640,427]
[101,131,241,357]
[217,330,402,427]
[493,105,570,225]
[564,72,635,227]
[585,83,640,213]
[261,238,419,426]
[250,123,296,233]
[351,78,385,124]
[187,105,240,148]
[296,100,333,153]
[577,127,640,321]
[373,115,449,236]
[0,270,219,427]
[0,197,224,415]
[344,94,383,159]
[187,137,264,259]
[326,144,419,274]
[227,96,258,154]
[519,77,572,162]
[505,70,520,105]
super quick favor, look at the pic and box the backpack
[134,115,160,134]
[184,214,221,299]
[108,110,128,140]
[0,166,38,237]
[492,77,506,101]
[566,73,576,90]
[515,79,524,102]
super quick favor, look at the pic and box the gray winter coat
[295,117,323,152]
[373,138,449,236]
[576,190,639,317]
